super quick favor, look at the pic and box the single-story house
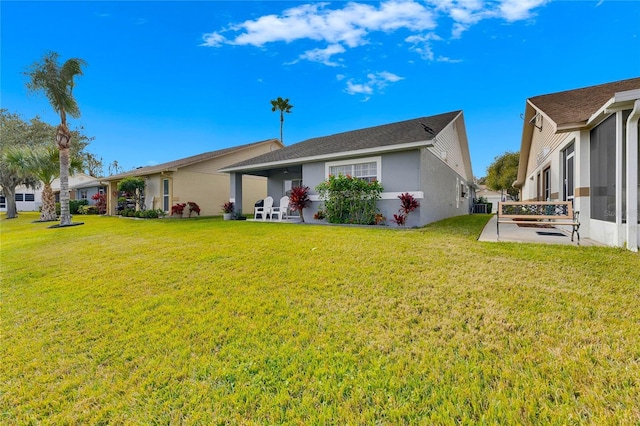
[0,186,39,212]
[102,139,284,216]
[221,111,475,227]
[514,77,640,251]
[52,173,106,204]
[475,184,504,213]
[1,173,105,212]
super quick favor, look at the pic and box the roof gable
[224,111,461,169]
[104,138,282,180]
[528,77,640,127]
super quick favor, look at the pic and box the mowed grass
[1,213,639,425]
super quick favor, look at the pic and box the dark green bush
[69,199,89,215]
[142,209,159,219]
[316,174,383,224]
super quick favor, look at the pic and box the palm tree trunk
[40,183,57,221]
[58,147,71,225]
[280,112,284,144]
[56,123,72,226]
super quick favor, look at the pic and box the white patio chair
[270,196,289,221]
[254,196,273,221]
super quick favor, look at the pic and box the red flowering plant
[222,201,234,214]
[171,203,186,216]
[187,202,201,217]
[91,192,107,214]
[391,192,420,226]
[289,186,311,222]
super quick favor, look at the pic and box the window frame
[325,156,382,183]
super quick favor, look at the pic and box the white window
[25,193,35,202]
[80,190,88,200]
[163,179,170,212]
[326,157,381,183]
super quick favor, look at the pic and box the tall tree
[26,51,87,226]
[270,97,293,144]
[485,151,520,200]
[6,146,82,221]
[1,110,49,218]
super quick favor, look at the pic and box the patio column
[615,112,625,246]
[626,99,639,252]
[230,172,243,215]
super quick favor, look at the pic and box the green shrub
[78,205,99,215]
[142,209,159,219]
[316,174,383,224]
[69,199,89,215]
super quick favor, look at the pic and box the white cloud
[436,56,463,63]
[499,0,549,21]
[201,0,549,65]
[200,32,227,47]
[405,32,441,60]
[344,71,404,97]
[295,44,346,67]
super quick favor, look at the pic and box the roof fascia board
[220,139,435,173]
[514,102,536,188]
[526,99,558,133]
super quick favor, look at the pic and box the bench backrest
[498,201,574,220]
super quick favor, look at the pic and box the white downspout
[626,99,640,252]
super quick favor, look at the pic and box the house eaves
[220,111,461,173]
[220,139,435,173]
[102,138,282,181]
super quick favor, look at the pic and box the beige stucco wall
[105,141,280,216]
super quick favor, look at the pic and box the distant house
[52,173,106,204]
[101,139,284,216]
[1,173,105,213]
[514,77,640,251]
[0,186,39,212]
[221,111,475,227]
[475,184,503,212]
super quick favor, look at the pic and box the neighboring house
[0,173,105,212]
[102,139,284,216]
[52,173,106,204]
[221,111,475,227]
[475,184,503,212]
[514,77,640,251]
[0,185,39,212]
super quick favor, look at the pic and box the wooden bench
[497,201,580,244]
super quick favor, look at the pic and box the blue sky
[2,0,639,177]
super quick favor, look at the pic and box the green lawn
[1,213,639,424]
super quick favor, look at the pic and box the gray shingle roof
[529,77,640,126]
[225,111,461,169]
[103,138,281,180]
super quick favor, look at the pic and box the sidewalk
[478,215,603,246]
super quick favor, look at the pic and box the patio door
[563,143,575,201]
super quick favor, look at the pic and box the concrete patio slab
[478,215,604,246]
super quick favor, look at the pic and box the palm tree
[6,146,82,221]
[26,51,87,226]
[270,97,293,144]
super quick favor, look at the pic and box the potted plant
[222,201,234,220]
